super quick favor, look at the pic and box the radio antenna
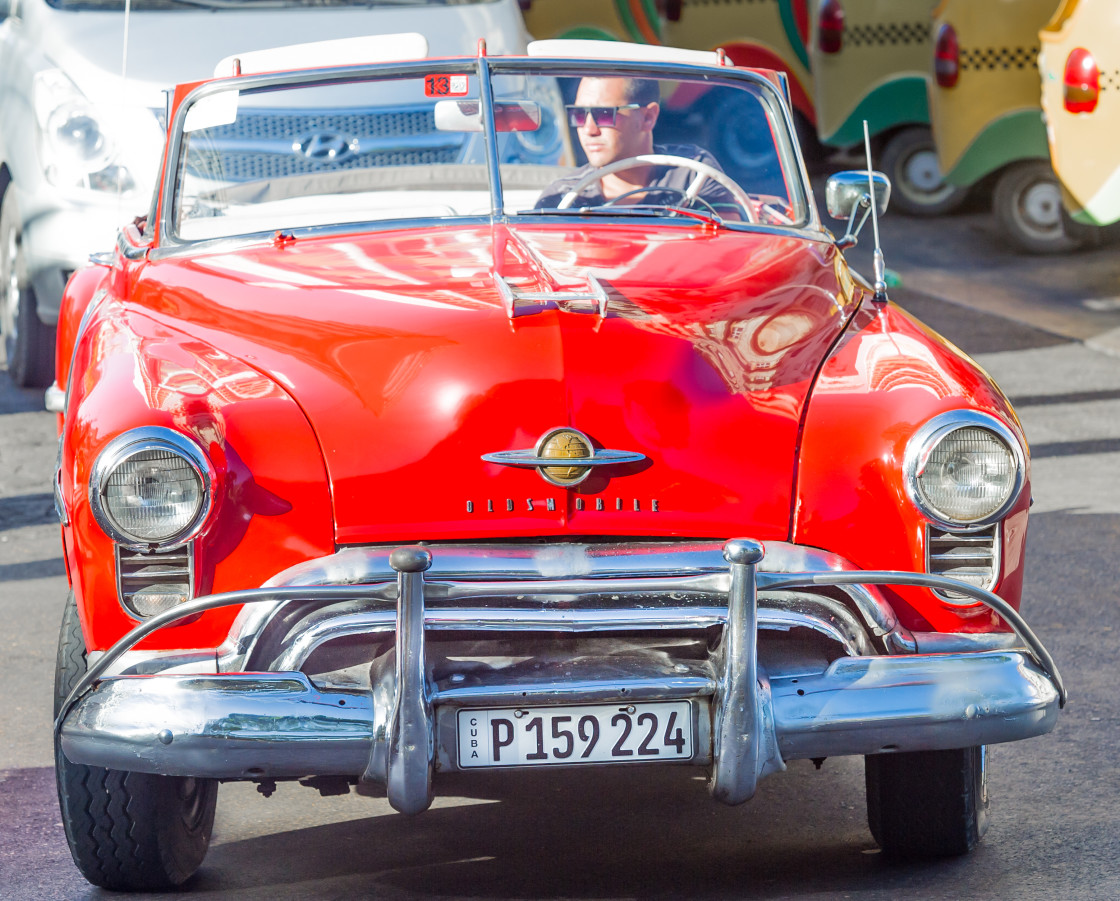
[121,0,132,82]
[863,120,888,304]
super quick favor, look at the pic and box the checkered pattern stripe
[959,46,1039,71]
[846,22,929,46]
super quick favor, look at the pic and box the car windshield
[168,60,809,243]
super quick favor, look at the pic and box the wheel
[557,153,756,221]
[54,592,218,891]
[865,746,989,858]
[879,126,967,217]
[992,160,1080,254]
[0,190,55,387]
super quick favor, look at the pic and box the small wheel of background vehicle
[992,160,1081,254]
[54,591,218,891]
[879,126,968,217]
[865,746,989,858]
[0,190,56,387]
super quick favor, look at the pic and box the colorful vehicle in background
[807,0,965,216]
[1039,0,1120,229]
[519,0,823,161]
[929,0,1083,253]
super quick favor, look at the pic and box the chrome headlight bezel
[89,428,214,549]
[904,410,1027,532]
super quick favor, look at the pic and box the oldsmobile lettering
[465,497,660,513]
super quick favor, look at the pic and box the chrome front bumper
[58,539,1064,814]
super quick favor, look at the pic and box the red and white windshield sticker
[424,74,470,97]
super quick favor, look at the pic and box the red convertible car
[50,35,1063,891]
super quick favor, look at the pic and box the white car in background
[0,0,529,387]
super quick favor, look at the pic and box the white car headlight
[32,69,134,191]
[905,411,1026,529]
[90,429,213,547]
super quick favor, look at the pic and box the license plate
[457,701,693,768]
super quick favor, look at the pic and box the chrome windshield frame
[156,55,818,250]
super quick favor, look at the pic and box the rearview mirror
[434,99,542,133]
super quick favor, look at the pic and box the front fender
[61,301,334,652]
[793,302,1030,633]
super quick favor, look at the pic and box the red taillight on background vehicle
[1064,47,1100,113]
[934,23,960,88]
[818,0,844,54]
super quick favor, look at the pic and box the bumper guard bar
[56,539,1065,815]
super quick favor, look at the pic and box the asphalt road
[2,196,1119,899]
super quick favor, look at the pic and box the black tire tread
[54,592,217,891]
[865,746,988,859]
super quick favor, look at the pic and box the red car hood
[137,222,861,543]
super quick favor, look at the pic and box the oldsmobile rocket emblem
[482,427,645,487]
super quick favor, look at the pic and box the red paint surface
[59,219,1027,650]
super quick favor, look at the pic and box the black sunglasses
[565,103,643,128]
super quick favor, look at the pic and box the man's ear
[641,102,660,132]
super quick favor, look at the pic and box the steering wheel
[600,185,723,218]
[557,153,756,223]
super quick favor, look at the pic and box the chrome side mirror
[825,170,891,249]
[826,170,891,220]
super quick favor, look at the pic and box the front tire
[0,190,55,387]
[879,126,967,217]
[54,592,218,891]
[993,160,1080,254]
[865,746,989,858]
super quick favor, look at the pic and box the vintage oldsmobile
[50,35,1063,891]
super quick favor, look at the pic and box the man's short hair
[623,78,661,107]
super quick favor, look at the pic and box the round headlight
[905,412,1025,528]
[90,429,212,547]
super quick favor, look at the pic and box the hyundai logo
[292,132,359,163]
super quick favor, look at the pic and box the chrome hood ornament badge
[482,427,645,487]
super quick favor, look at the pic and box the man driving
[535,76,736,212]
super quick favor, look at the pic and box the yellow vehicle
[929,0,1082,253]
[1039,0,1120,228]
[807,0,965,216]
[519,0,823,162]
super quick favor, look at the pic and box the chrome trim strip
[269,601,870,674]
[481,450,646,468]
[475,50,503,219]
[114,543,196,621]
[58,650,1059,779]
[925,522,1000,602]
[765,571,1065,707]
[157,57,819,252]
[433,675,715,706]
[55,546,1065,737]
